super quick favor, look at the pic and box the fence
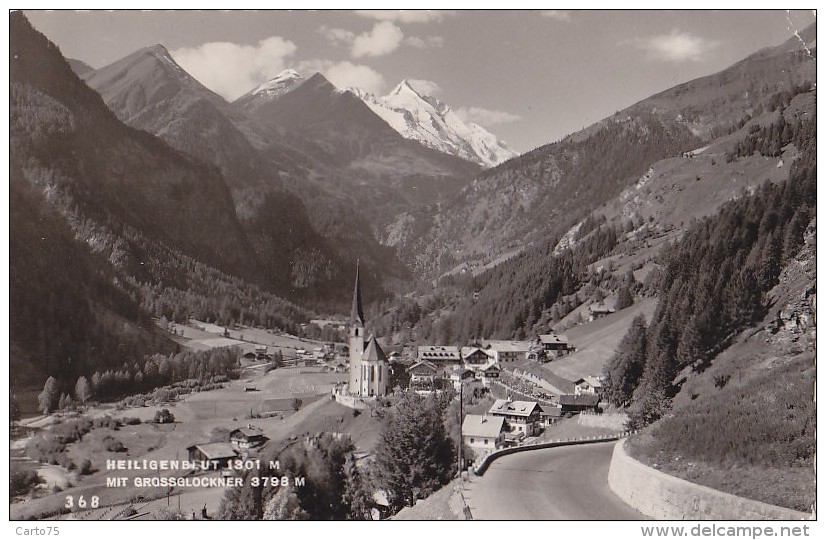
[471,431,633,476]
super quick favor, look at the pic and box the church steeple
[350,262,365,325]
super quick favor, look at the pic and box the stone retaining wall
[607,439,810,520]
[473,433,626,475]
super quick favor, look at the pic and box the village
[10,267,636,521]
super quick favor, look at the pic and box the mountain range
[10,11,816,512]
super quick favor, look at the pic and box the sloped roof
[482,340,533,353]
[589,303,615,314]
[462,415,506,438]
[188,442,237,460]
[363,336,388,363]
[539,334,568,345]
[575,375,603,388]
[489,399,543,417]
[351,263,364,325]
[231,425,265,438]
[558,394,600,406]
[409,360,438,373]
[418,345,461,357]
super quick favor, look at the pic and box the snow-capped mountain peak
[351,80,517,167]
[250,69,304,99]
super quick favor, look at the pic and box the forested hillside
[403,114,701,275]
[604,116,815,426]
[10,13,312,394]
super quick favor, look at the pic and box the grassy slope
[546,298,658,382]
[626,220,816,512]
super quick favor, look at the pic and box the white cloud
[325,61,387,95]
[172,36,297,100]
[319,25,355,46]
[540,10,573,22]
[352,21,405,58]
[632,30,720,62]
[456,107,522,127]
[355,10,454,24]
[405,35,445,49]
[406,79,441,96]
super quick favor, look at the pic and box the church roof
[351,263,365,325]
[363,336,388,363]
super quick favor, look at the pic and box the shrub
[102,435,126,453]
[10,469,41,497]
[79,459,93,475]
[122,417,141,425]
[154,408,175,424]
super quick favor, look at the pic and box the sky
[24,9,816,153]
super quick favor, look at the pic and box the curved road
[463,441,646,520]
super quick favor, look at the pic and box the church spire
[350,262,364,325]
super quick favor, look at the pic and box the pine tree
[74,375,91,404]
[263,484,309,520]
[37,375,59,414]
[373,393,454,511]
[342,453,373,520]
[603,315,647,406]
[615,285,634,310]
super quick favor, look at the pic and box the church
[347,264,390,397]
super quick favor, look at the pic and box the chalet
[417,345,461,364]
[488,399,543,436]
[462,347,494,366]
[538,334,572,357]
[230,425,269,453]
[481,363,501,380]
[329,361,348,373]
[482,340,533,363]
[558,394,600,414]
[449,366,476,390]
[541,405,563,425]
[254,345,269,360]
[462,414,507,454]
[187,442,238,469]
[574,375,604,396]
[409,360,438,390]
[588,304,616,321]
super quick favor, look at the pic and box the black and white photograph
[7,7,817,527]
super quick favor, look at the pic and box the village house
[327,361,347,373]
[480,363,502,386]
[588,304,616,321]
[558,394,600,414]
[482,340,533,363]
[230,425,269,453]
[537,334,573,358]
[462,414,507,455]
[449,366,476,390]
[255,345,270,359]
[417,345,462,364]
[488,399,544,437]
[574,375,604,396]
[541,404,563,426]
[408,360,438,390]
[187,442,238,469]
[462,346,495,367]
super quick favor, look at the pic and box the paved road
[463,441,646,520]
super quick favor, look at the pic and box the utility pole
[458,381,463,478]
